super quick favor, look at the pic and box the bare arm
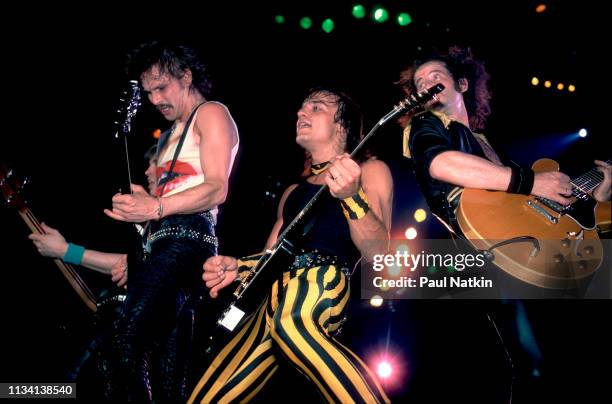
[29,223,125,275]
[326,156,393,260]
[105,102,239,221]
[430,151,572,205]
[202,184,298,298]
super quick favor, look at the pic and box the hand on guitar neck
[592,159,611,202]
[532,159,611,205]
[29,222,128,287]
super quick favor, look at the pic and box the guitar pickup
[527,199,558,224]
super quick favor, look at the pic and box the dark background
[1,1,608,402]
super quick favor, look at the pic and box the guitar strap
[156,102,206,196]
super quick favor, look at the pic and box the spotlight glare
[544,80,552,88]
[370,295,384,307]
[274,15,285,24]
[377,361,392,378]
[568,84,576,92]
[535,4,547,13]
[414,208,427,222]
[579,128,587,138]
[557,83,564,90]
[531,77,539,86]
[405,227,417,240]
[152,128,161,139]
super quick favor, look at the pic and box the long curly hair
[127,41,211,98]
[396,46,491,131]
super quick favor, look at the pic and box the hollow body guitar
[457,158,611,289]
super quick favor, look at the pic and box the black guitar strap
[156,102,206,196]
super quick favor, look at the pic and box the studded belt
[147,211,218,249]
[290,249,352,276]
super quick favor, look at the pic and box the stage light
[321,18,335,33]
[152,129,161,139]
[531,77,539,86]
[274,15,285,24]
[579,128,587,138]
[405,227,417,240]
[544,80,551,88]
[414,208,427,222]
[557,83,564,90]
[535,4,547,13]
[377,361,392,378]
[370,295,384,307]
[568,84,576,92]
[397,12,412,26]
[300,17,312,29]
[352,4,366,19]
[373,7,389,23]
[396,243,410,254]
[387,264,401,277]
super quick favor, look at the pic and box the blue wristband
[63,243,85,265]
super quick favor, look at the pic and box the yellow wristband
[340,187,370,220]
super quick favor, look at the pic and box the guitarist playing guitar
[398,45,611,402]
[189,87,393,404]
[398,46,611,287]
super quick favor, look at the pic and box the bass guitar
[1,164,98,311]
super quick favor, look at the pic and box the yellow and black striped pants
[188,265,390,403]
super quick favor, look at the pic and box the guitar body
[457,159,609,289]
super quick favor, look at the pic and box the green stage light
[352,4,366,19]
[397,12,412,26]
[300,17,313,29]
[373,7,389,23]
[321,18,335,33]
[274,15,285,24]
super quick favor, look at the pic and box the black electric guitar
[1,164,98,311]
[204,84,445,354]
[112,80,148,270]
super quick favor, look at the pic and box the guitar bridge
[527,199,559,224]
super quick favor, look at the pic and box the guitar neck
[571,159,611,195]
[18,208,98,312]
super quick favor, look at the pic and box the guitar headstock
[0,163,30,211]
[397,83,445,113]
[114,79,141,139]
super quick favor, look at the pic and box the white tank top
[155,101,239,223]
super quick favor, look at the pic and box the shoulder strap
[157,102,206,195]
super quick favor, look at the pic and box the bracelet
[156,197,164,220]
[506,165,534,195]
[63,243,86,265]
[340,187,370,220]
